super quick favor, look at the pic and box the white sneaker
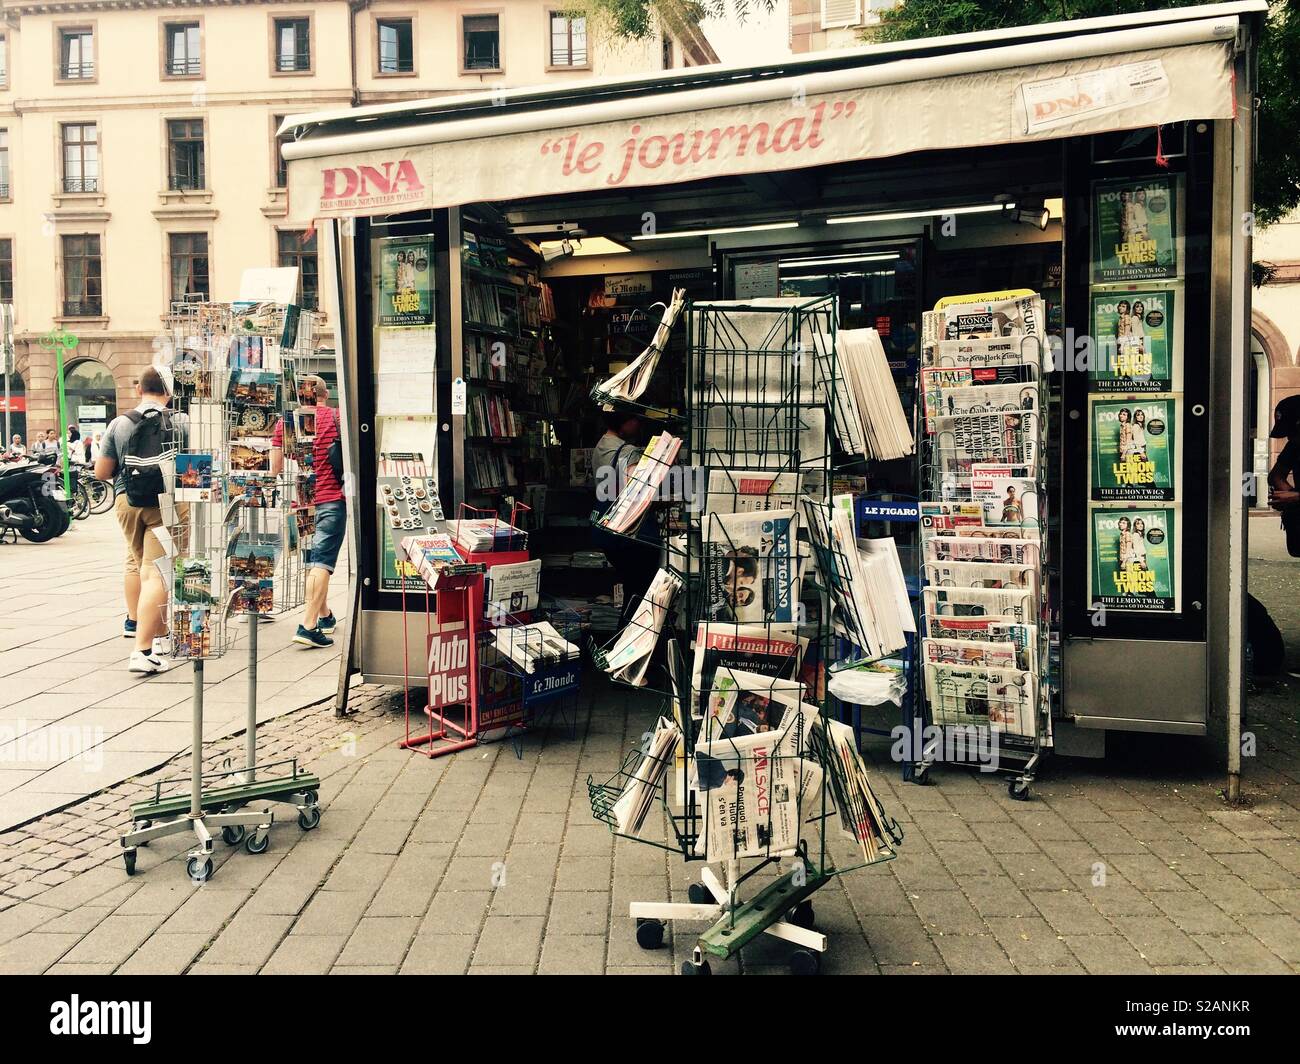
[128,650,161,674]
[146,653,172,673]
[152,635,173,658]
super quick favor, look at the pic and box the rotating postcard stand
[589,298,905,975]
[912,308,1052,799]
[119,421,273,883]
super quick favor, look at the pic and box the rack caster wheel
[186,857,213,883]
[788,901,816,930]
[635,918,665,950]
[133,821,152,847]
[789,949,821,975]
[122,849,137,876]
[244,831,270,855]
[297,807,321,831]
[687,883,711,905]
[1008,779,1031,802]
[680,959,712,975]
[222,825,246,846]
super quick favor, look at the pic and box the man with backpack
[96,367,184,673]
[271,375,345,648]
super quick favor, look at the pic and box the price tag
[451,377,467,415]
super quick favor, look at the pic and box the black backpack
[122,408,176,508]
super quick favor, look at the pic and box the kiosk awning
[283,5,1257,222]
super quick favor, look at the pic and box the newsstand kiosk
[283,2,1265,793]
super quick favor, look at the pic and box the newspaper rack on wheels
[589,297,910,975]
[912,293,1053,799]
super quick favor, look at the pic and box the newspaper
[593,288,686,402]
[485,559,541,617]
[694,725,822,862]
[923,560,1040,598]
[703,469,802,514]
[931,409,1039,476]
[941,295,1045,342]
[690,623,807,718]
[702,508,802,624]
[610,715,680,837]
[922,584,1036,627]
[810,717,897,864]
[599,568,683,686]
[922,637,1019,669]
[923,614,1039,674]
[821,328,913,461]
[923,662,1038,737]
[699,665,808,746]
[490,621,580,675]
[597,432,682,534]
[925,534,1042,567]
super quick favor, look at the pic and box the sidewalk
[0,513,349,831]
[0,536,1295,975]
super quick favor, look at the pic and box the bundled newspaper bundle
[610,715,680,837]
[809,716,899,864]
[593,288,686,403]
[702,508,804,625]
[825,328,914,461]
[446,518,527,554]
[489,620,580,674]
[803,497,913,659]
[596,432,682,535]
[598,568,683,686]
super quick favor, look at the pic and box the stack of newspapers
[592,288,687,403]
[489,621,580,675]
[802,496,913,660]
[825,328,915,461]
[598,568,683,686]
[918,292,1046,740]
[610,715,681,836]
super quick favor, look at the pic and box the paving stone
[60,914,164,965]
[337,916,419,967]
[400,933,476,975]
[260,934,347,975]
[1190,933,1292,974]
[539,933,605,974]
[201,913,294,967]
[117,933,210,975]
[420,891,492,936]
[933,933,1014,974]
[985,915,1075,969]
[0,931,79,973]
[1062,934,1154,974]
[473,915,545,966]
[1027,890,1112,935]
[291,890,372,936]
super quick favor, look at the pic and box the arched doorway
[63,358,117,438]
[1249,333,1270,508]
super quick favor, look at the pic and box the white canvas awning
[283,4,1260,222]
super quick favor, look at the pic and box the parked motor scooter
[0,452,72,542]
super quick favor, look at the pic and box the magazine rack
[588,297,907,975]
[913,297,1053,799]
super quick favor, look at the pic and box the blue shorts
[310,500,347,573]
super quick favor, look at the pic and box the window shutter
[820,0,861,29]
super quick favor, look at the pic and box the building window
[62,124,99,194]
[0,239,13,303]
[0,130,9,200]
[169,233,209,304]
[463,15,500,71]
[61,235,102,317]
[59,29,96,80]
[277,230,318,311]
[662,35,674,69]
[377,18,414,75]
[549,13,587,68]
[274,17,311,73]
[167,119,205,191]
[165,22,201,77]
[1,34,9,88]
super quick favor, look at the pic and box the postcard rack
[121,301,325,882]
[587,297,905,976]
[912,292,1054,799]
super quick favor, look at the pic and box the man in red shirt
[271,375,347,648]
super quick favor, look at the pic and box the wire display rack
[120,302,325,881]
[912,296,1053,800]
[587,297,906,975]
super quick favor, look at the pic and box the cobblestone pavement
[0,541,1295,974]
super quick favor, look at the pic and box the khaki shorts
[115,494,166,574]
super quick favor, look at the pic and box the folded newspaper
[598,567,683,686]
[610,715,680,837]
[810,716,899,864]
[596,432,682,535]
[592,288,686,403]
[690,622,807,719]
[702,507,803,625]
[489,621,580,675]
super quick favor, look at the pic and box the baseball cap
[1269,394,1300,438]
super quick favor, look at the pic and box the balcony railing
[62,176,99,194]
[168,173,205,192]
[60,61,95,80]
[464,47,500,71]
[0,183,9,200]
[167,57,201,76]
[62,300,103,318]
[275,52,310,73]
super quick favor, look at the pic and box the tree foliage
[877,0,1299,225]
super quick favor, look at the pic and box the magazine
[702,508,802,624]
[398,533,477,588]
[1089,506,1178,613]
[1089,396,1177,502]
[1089,286,1179,392]
[969,466,1041,527]
[597,432,682,535]
[690,623,807,719]
[1092,175,1181,283]
[809,716,897,864]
